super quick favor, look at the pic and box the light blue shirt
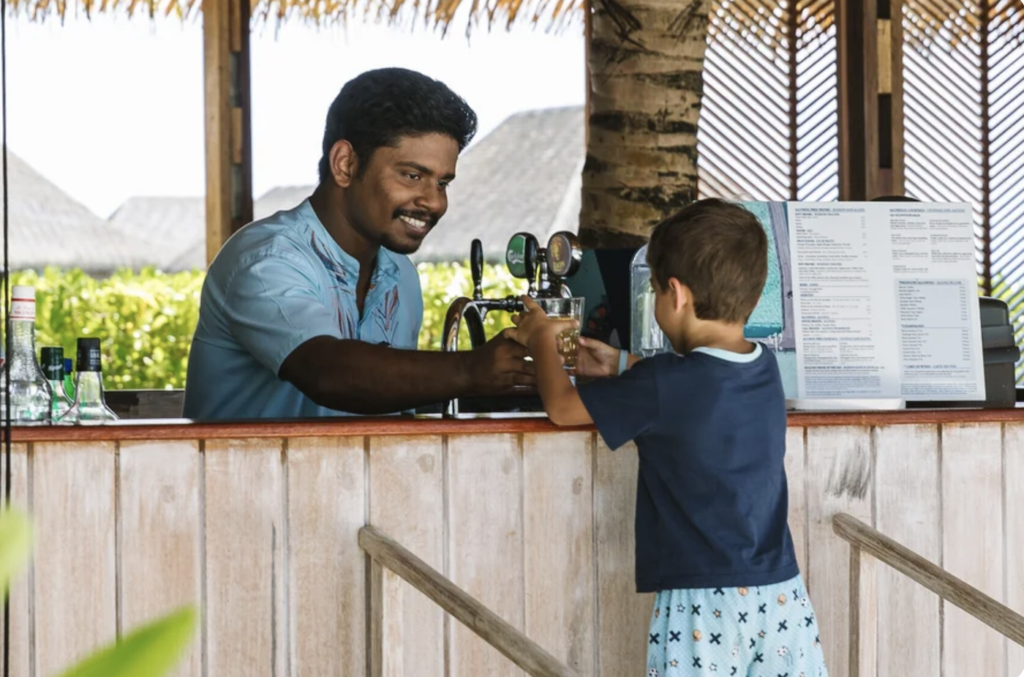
[183,199,423,420]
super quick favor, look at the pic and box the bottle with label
[59,338,118,424]
[3,286,52,424]
[63,358,75,401]
[41,347,73,420]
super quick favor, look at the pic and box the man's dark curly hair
[318,68,478,183]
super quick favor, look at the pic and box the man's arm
[279,333,533,415]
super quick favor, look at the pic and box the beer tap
[439,231,583,418]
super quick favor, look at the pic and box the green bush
[8,262,523,390]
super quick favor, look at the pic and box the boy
[508,198,828,677]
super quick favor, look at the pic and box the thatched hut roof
[9,0,1022,46]
[0,148,146,274]
[8,0,582,34]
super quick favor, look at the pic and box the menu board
[786,202,984,401]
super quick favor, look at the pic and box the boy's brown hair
[646,198,769,323]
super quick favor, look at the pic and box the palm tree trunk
[580,0,710,248]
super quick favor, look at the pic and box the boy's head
[646,198,768,335]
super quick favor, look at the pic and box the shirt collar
[300,199,401,286]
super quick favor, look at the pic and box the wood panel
[8,407,1024,444]
[522,431,595,675]
[941,423,1005,677]
[873,425,940,677]
[806,426,874,677]
[447,433,524,677]
[32,441,117,677]
[5,444,31,677]
[785,427,809,581]
[119,440,202,677]
[287,436,366,677]
[1006,423,1024,675]
[369,435,445,677]
[204,438,285,677]
[594,440,652,676]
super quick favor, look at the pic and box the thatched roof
[7,0,582,34]
[0,148,146,273]
[10,0,1021,45]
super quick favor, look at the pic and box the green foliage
[0,509,32,589]
[10,267,203,390]
[10,262,524,390]
[55,607,196,677]
[416,261,521,351]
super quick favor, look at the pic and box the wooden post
[848,546,878,677]
[877,0,905,196]
[203,0,253,266]
[369,558,404,677]
[837,0,905,199]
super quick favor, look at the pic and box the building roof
[0,150,142,273]
[108,195,206,271]
[119,106,585,271]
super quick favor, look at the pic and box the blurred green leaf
[54,606,196,677]
[0,509,32,589]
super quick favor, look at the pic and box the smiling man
[182,68,534,420]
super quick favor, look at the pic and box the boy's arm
[528,328,593,427]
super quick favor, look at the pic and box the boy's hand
[508,296,576,351]
[576,336,621,378]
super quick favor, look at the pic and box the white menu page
[787,202,985,400]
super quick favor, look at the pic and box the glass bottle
[41,347,73,420]
[3,286,52,424]
[629,245,671,358]
[60,338,118,424]
[63,358,75,401]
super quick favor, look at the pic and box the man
[183,68,533,419]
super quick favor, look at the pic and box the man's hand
[575,336,621,378]
[466,332,536,395]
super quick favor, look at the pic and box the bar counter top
[3,405,1024,441]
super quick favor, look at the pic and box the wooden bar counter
[2,408,1023,677]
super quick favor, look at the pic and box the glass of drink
[533,297,585,374]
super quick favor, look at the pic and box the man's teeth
[400,215,429,229]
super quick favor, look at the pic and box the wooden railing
[833,513,1024,677]
[358,525,580,677]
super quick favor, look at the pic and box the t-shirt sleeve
[577,357,660,450]
[224,251,344,375]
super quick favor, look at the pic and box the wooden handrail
[833,513,1024,647]
[358,525,579,677]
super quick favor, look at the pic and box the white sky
[4,8,586,217]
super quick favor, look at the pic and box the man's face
[345,133,459,255]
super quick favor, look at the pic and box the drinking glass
[533,297,585,373]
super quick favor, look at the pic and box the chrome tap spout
[441,297,488,353]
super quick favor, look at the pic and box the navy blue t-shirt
[578,345,798,593]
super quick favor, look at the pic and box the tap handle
[524,236,539,295]
[470,239,484,299]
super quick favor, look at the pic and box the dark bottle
[59,338,118,424]
[40,347,73,420]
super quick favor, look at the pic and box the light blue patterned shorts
[646,574,829,677]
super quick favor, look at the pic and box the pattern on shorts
[645,575,829,677]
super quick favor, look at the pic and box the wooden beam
[834,513,1024,647]
[358,525,579,677]
[838,0,905,200]
[837,0,879,200]
[890,0,905,196]
[203,0,253,267]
